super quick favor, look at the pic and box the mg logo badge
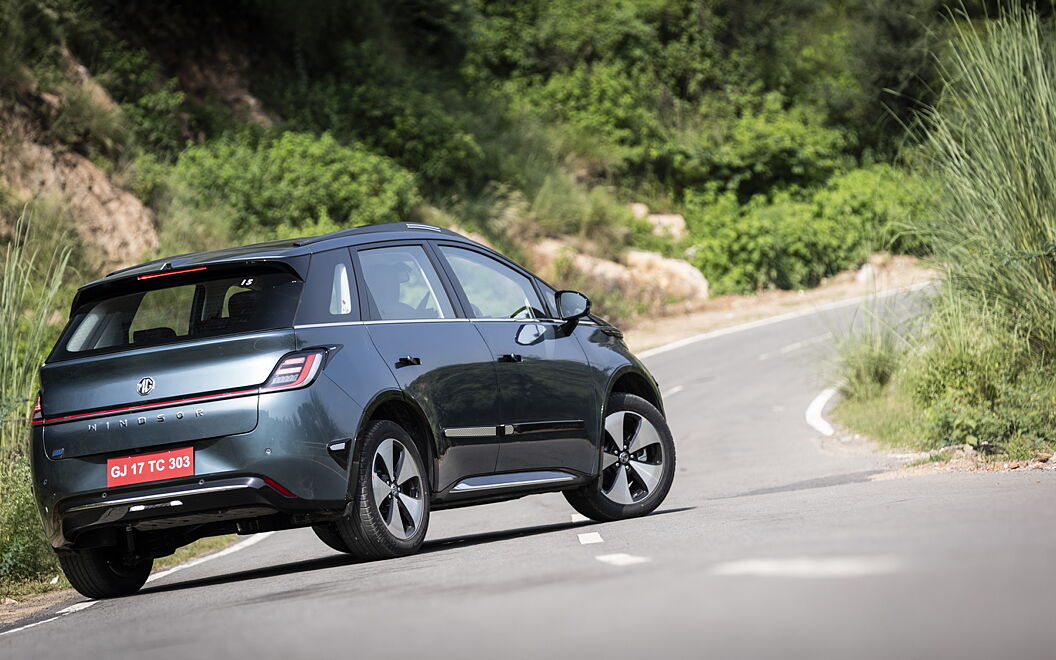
[136,377,155,396]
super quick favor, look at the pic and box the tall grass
[0,208,70,585]
[917,4,1056,354]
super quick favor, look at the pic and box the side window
[295,249,359,324]
[438,246,544,320]
[358,245,455,320]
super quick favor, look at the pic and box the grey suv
[30,223,675,598]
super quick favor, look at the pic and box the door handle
[396,356,422,367]
[498,354,523,363]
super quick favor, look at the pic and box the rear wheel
[56,547,153,599]
[335,420,429,560]
[564,393,676,522]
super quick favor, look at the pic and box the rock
[4,140,159,272]
[527,239,710,318]
[1035,452,1052,462]
[628,202,650,220]
[2,597,18,605]
[856,263,877,284]
[645,213,687,239]
[624,249,709,302]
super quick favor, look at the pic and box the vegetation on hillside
[0,0,1035,591]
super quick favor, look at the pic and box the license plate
[107,447,194,487]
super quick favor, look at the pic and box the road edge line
[638,281,932,359]
[806,387,838,437]
[146,531,276,583]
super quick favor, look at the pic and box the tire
[312,523,352,553]
[564,392,676,522]
[56,547,153,599]
[335,420,430,560]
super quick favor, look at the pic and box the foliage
[684,163,924,294]
[835,4,1056,459]
[172,131,420,237]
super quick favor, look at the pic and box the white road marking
[56,602,96,615]
[1,531,276,638]
[711,556,900,578]
[757,333,832,361]
[596,553,650,566]
[805,387,838,436]
[146,531,275,583]
[662,384,685,397]
[639,282,932,359]
[578,532,604,545]
[570,513,589,523]
[0,615,63,637]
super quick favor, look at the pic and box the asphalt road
[5,290,1056,659]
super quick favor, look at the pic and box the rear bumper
[30,380,364,549]
[54,475,342,547]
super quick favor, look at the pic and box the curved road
[4,292,1055,659]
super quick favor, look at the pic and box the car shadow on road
[137,506,695,597]
[707,471,883,500]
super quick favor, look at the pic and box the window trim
[431,241,554,322]
[350,240,467,322]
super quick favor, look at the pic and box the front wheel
[334,420,430,560]
[564,393,676,522]
[56,547,153,599]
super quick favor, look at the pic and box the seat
[132,327,177,346]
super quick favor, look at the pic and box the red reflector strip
[282,357,306,365]
[262,476,296,497]
[137,267,208,281]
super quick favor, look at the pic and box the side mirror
[556,290,591,323]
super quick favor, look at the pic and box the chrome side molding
[451,471,576,492]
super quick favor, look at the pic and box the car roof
[89,222,484,288]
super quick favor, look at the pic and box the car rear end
[30,259,352,556]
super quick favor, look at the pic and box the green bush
[173,131,420,236]
[685,162,927,294]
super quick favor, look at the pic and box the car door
[433,243,597,475]
[352,242,502,492]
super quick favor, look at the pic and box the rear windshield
[51,267,302,361]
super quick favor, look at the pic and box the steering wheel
[508,305,531,319]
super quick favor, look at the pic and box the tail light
[31,395,43,425]
[261,351,325,392]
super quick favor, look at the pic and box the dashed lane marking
[570,513,589,523]
[596,553,650,566]
[578,532,604,545]
[757,333,832,361]
[662,384,685,398]
[711,556,900,578]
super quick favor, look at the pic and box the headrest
[132,327,177,345]
[228,290,259,322]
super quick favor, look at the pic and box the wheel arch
[607,367,664,416]
[355,390,438,492]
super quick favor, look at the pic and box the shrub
[173,131,420,236]
[685,162,927,294]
